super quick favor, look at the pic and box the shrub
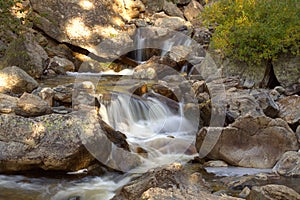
[202,0,300,65]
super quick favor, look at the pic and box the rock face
[2,33,48,78]
[196,115,299,168]
[15,93,52,117]
[273,54,300,88]
[247,184,300,200]
[273,151,300,177]
[30,0,144,53]
[0,66,39,94]
[278,95,300,125]
[0,110,131,172]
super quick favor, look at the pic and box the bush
[202,0,300,65]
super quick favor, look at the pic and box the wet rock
[239,187,251,199]
[196,115,299,168]
[273,54,300,88]
[163,0,184,18]
[0,110,132,172]
[2,33,48,78]
[15,93,52,117]
[184,0,204,22]
[112,163,212,200]
[278,95,300,126]
[0,94,18,114]
[247,184,300,200]
[0,66,39,94]
[204,160,228,167]
[273,151,300,177]
[48,56,75,75]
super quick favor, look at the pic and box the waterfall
[99,92,197,162]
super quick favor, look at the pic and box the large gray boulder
[0,66,39,94]
[0,110,133,172]
[196,115,299,168]
[2,33,48,78]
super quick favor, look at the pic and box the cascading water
[99,92,198,171]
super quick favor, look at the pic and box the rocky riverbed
[0,0,299,200]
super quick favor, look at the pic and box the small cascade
[99,92,198,163]
[133,28,146,63]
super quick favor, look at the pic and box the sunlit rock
[0,66,38,94]
[15,92,52,117]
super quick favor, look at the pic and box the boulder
[247,184,300,200]
[163,0,184,18]
[141,0,164,12]
[30,0,144,53]
[297,125,300,144]
[154,16,193,35]
[192,27,212,48]
[141,187,242,200]
[48,56,75,75]
[196,115,299,168]
[112,163,211,200]
[0,66,39,94]
[273,151,300,177]
[2,33,48,78]
[0,94,18,114]
[278,95,300,125]
[15,93,52,117]
[0,110,132,172]
[184,0,204,22]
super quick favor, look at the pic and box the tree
[201,0,300,87]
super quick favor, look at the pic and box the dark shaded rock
[196,115,299,168]
[273,151,300,177]
[247,184,300,200]
[48,56,75,75]
[0,66,39,94]
[163,0,184,18]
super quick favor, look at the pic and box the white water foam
[66,69,134,77]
